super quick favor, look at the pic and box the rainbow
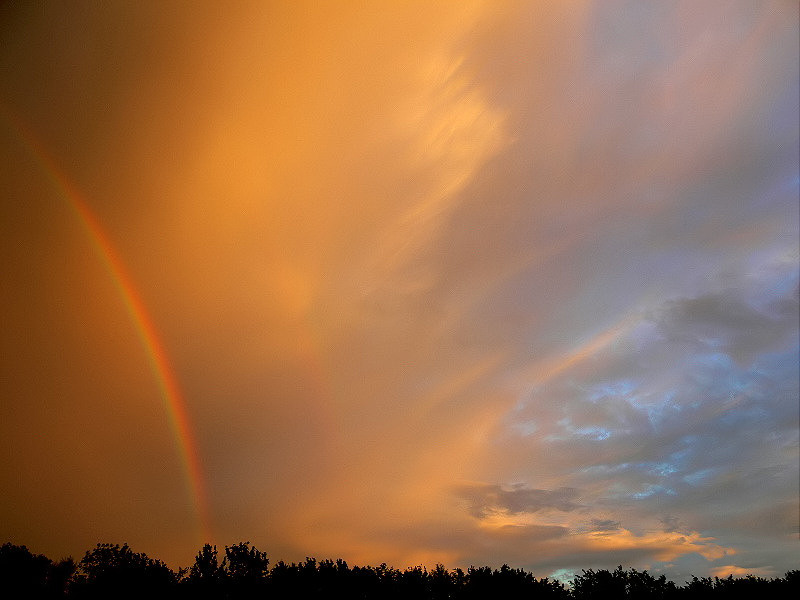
[2,107,213,544]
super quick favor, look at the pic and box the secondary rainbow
[3,107,213,544]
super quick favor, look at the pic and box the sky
[0,0,798,584]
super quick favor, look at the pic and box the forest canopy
[1,541,797,599]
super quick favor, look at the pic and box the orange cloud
[710,565,775,579]
[581,527,731,563]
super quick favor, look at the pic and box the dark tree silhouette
[47,557,77,598]
[222,541,269,598]
[429,563,452,600]
[2,539,798,598]
[185,544,225,599]
[572,566,680,599]
[0,542,52,598]
[0,542,75,599]
[571,565,628,599]
[68,543,176,599]
[682,570,799,600]
[188,544,224,582]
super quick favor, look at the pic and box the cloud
[660,516,682,534]
[709,565,775,579]
[473,194,798,576]
[578,528,731,564]
[652,285,799,365]
[457,483,581,519]
[591,520,622,532]
[482,275,798,577]
[454,522,735,578]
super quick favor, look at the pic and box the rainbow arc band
[3,107,212,544]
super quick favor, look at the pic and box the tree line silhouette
[1,541,797,599]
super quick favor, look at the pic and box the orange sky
[1,0,798,583]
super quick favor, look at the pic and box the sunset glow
[1,0,797,583]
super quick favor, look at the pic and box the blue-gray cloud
[457,483,582,518]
